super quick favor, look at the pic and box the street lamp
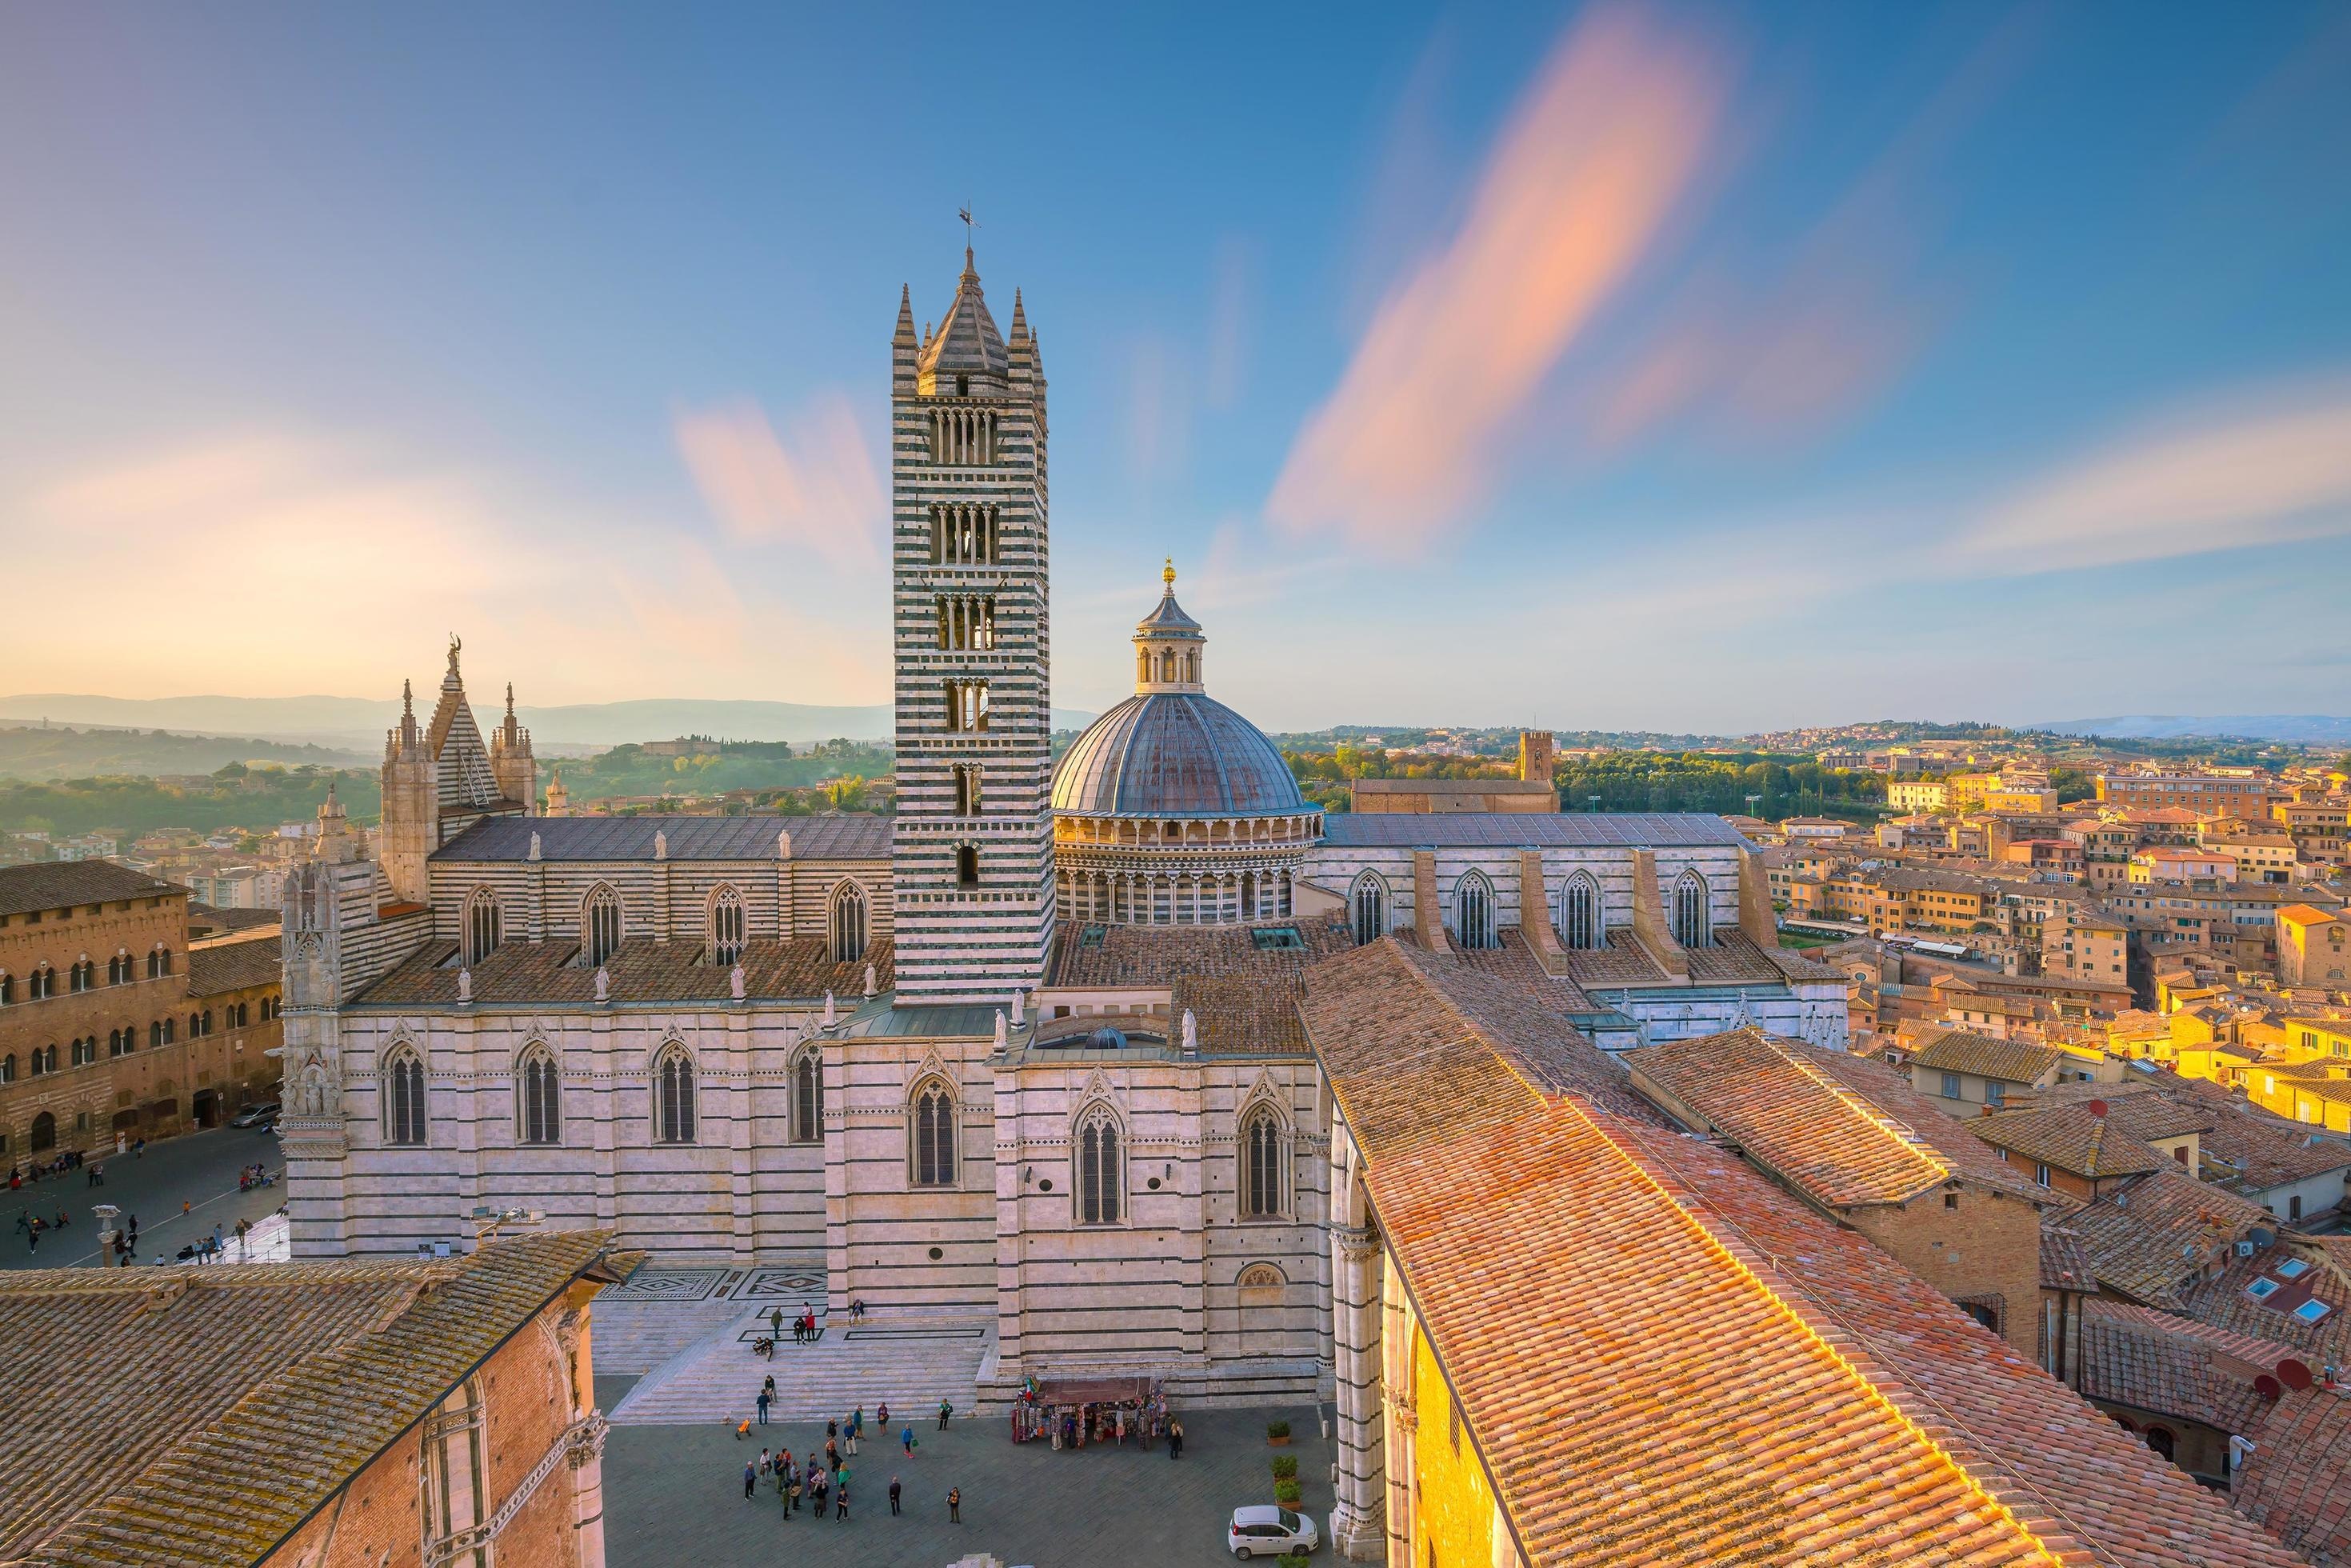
[1587,795,1601,814]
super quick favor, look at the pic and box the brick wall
[1845,1183,2045,1358]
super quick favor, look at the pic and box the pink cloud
[1265,6,1729,553]
[673,394,884,576]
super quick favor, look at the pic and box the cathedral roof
[432,814,890,862]
[355,934,894,1006]
[1319,811,1753,849]
[916,249,1008,383]
[1052,692,1308,818]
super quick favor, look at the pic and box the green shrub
[1271,1453,1299,1480]
[1273,1477,1303,1506]
[1277,1554,1310,1568]
[1266,1418,1291,1439]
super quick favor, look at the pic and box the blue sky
[2,2,2347,733]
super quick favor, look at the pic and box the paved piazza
[2,1126,286,1270]
[602,1399,1333,1567]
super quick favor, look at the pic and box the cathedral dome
[1052,690,1305,818]
[1051,563,1309,819]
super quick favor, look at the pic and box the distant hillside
[2035,714,2351,745]
[0,694,1096,749]
[0,724,371,782]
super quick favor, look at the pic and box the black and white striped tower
[889,246,1055,999]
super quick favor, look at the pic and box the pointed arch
[582,883,622,968]
[1239,1096,1289,1219]
[516,1043,562,1146]
[829,879,869,965]
[1672,867,1712,949]
[909,1074,958,1187]
[708,882,746,966]
[464,886,502,967]
[383,1044,428,1146]
[1075,1102,1124,1225]
[1349,870,1388,946]
[652,1042,696,1144]
[1454,870,1497,950]
[1561,870,1602,950]
[790,1042,825,1144]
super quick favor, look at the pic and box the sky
[2,2,2348,734]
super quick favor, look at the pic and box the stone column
[1329,1114,1386,1561]
[566,1411,611,1568]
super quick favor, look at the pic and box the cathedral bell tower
[890,246,1055,999]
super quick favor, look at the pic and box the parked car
[229,1102,280,1130]
[1229,1505,1317,1558]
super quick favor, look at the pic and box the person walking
[811,1466,828,1518]
[889,1476,902,1515]
[770,1305,785,1342]
[824,1436,839,1470]
[1169,1418,1185,1461]
[786,1459,802,1517]
[902,1424,916,1456]
[947,1486,962,1524]
[846,1407,860,1454]
[938,1398,953,1430]
[757,1388,772,1426]
[877,1400,890,1430]
[743,1461,757,1501]
[835,1480,850,1522]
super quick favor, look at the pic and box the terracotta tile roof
[355,934,893,1006]
[433,812,890,862]
[2071,1168,2277,1308]
[185,934,282,997]
[2043,1222,2097,1291]
[1913,1028,2063,1085]
[1557,928,1669,986]
[1972,1102,2173,1181]
[1313,948,2305,1568]
[0,858,183,919]
[2021,1077,2351,1197]
[0,1231,630,1566]
[1047,912,1353,990]
[1625,1027,2049,1209]
[2236,1389,2351,1566]
[2183,1247,2351,1366]
[2076,1298,2277,1436]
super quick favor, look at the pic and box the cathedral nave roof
[354,933,893,1007]
[432,813,891,863]
[1318,810,1757,849]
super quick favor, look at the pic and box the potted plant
[1274,1476,1303,1507]
[1271,1454,1298,1481]
[1277,1554,1310,1568]
[1266,1418,1291,1446]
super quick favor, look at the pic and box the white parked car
[1229,1504,1318,1558]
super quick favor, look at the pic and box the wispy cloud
[1266,6,1729,553]
[1123,334,1191,484]
[1205,237,1257,410]
[673,394,884,576]
[1953,378,2351,574]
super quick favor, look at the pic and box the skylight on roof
[2247,1277,2280,1301]
[1251,926,1305,950]
[2293,1299,2332,1324]
[2276,1258,2310,1278]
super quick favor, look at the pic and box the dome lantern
[1134,558,1206,694]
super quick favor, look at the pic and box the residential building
[2098,771,2279,820]
[2274,799,2349,862]
[0,1230,629,1566]
[2132,845,2240,884]
[2280,905,2349,987]
[1886,779,1949,814]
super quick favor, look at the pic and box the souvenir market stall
[1008,1374,1167,1449]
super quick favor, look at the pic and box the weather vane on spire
[958,203,978,262]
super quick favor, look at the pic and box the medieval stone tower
[890,247,1056,999]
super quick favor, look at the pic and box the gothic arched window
[1672,869,1712,949]
[583,885,622,968]
[465,888,502,967]
[654,1046,696,1144]
[710,884,746,966]
[910,1078,957,1186]
[518,1046,562,1146]
[1455,871,1497,950]
[0,1054,13,1083]
[1349,872,1387,946]
[1241,1106,1285,1218]
[1076,1108,1122,1225]
[0,972,12,1005]
[830,882,868,965]
[791,1046,824,1144]
[384,1046,428,1146]
[1562,870,1601,950]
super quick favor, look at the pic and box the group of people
[7,1147,94,1189]
[234,1164,275,1192]
[12,1206,73,1254]
[737,1403,961,1525]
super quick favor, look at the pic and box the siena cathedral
[276,245,1845,1404]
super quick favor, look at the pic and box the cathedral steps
[607,1309,994,1426]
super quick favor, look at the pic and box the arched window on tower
[1349,872,1387,946]
[1672,869,1712,949]
[910,1078,957,1186]
[710,884,746,966]
[957,845,980,887]
[1455,871,1497,950]
[583,885,622,968]
[1561,870,1601,950]
[791,1046,825,1144]
[1240,1105,1285,1218]
[383,1046,428,1146]
[517,1045,562,1146]
[465,889,502,967]
[1076,1108,1122,1224]
[653,1045,696,1144]
[830,882,868,964]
